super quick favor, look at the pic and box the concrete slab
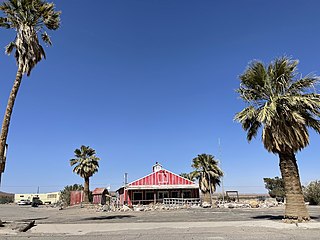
[28,220,320,235]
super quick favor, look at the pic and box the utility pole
[218,138,225,203]
[124,173,128,205]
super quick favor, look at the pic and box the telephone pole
[218,138,225,203]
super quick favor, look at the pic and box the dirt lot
[1,204,320,224]
[1,204,320,239]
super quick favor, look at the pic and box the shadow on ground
[252,215,320,221]
[252,215,283,220]
[16,217,48,222]
[80,215,135,221]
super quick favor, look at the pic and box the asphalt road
[2,227,320,240]
[1,204,320,239]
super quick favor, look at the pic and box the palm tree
[235,57,320,220]
[70,145,100,203]
[0,0,61,180]
[179,172,195,181]
[191,154,224,205]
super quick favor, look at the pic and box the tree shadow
[252,215,320,220]
[80,215,135,221]
[16,217,48,222]
[252,215,284,220]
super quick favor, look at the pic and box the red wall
[70,191,84,206]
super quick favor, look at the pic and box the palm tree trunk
[279,151,309,220]
[202,192,211,203]
[83,177,90,203]
[0,64,24,177]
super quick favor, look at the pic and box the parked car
[17,199,31,205]
[31,197,43,207]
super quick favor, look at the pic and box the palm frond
[69,158,79,166]
[192,154,223,194]
[246,120,261,141]
[235,56,320,153]
[41,31,51,45]
[70,145,100,179]
[288,76,319,94]
[0,17,10,28]
[0,0,61,76]
[5,41,16,55]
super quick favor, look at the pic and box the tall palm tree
[70,145,100,203]
[235,57,320,220]
[191,154,224,205]
[0,0,61,180]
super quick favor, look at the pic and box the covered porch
[119,185,199,206]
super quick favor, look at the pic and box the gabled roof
[92,188,108,195]
[128,168,196,187]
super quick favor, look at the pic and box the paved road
[2,227,320,240]
[1,204,320,239]
[2,224,320,240]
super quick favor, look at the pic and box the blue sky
[1,0,320,194]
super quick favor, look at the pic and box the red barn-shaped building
[92,188,108,205]
[117,162,199,206]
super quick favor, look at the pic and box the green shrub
[0,197,13,204]
[263,177,285,202]
[59,184,93,206]
[257,195,266,201]
[303,180,320,205]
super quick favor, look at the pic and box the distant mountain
[0,191,14,197]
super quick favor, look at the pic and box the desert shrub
[60,184,84,206]
[0,197,13,204]
[263,177,285,202]
[303,180,320,205]
[257,196,266,201]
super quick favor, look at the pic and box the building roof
[92,188,108,195]
[117,163,198,191]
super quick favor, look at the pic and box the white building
[14,192,60,204]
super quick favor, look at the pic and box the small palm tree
[235,57,320,220]
[0,0,61,178]
[70,145,100,203]
[179,172,195,181]
[191,154,224,205]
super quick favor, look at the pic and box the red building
[117,162,199,206]
[92,188,108,205]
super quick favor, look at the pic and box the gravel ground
[1,204,320,239]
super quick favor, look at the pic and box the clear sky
[1,0,320,194]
